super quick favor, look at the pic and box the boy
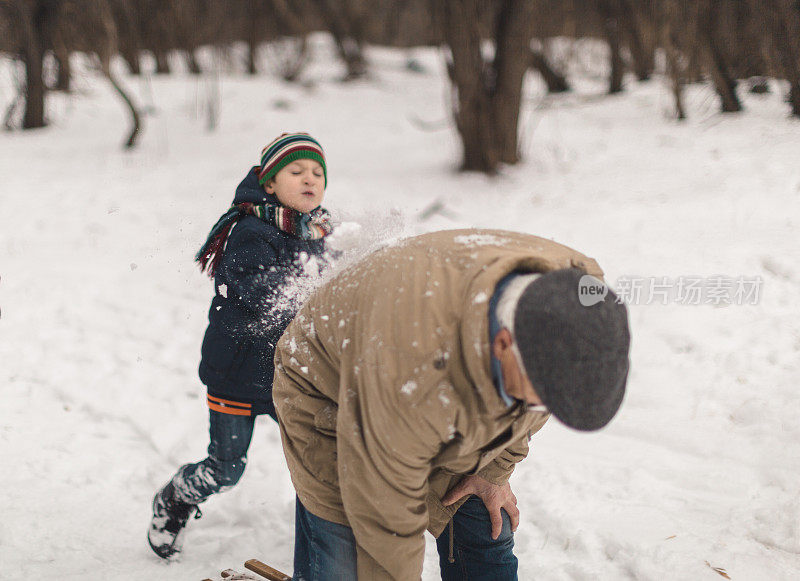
[148,133,334,559]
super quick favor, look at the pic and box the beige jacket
[273,229,604,579]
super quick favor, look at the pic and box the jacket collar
[233,167,281,206]
[489,274,517,408]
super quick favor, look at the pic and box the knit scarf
[196,202,333,277]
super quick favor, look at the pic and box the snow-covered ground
[1,37,798,580]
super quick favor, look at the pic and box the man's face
[492,328,545,408]
[265,159,326,213]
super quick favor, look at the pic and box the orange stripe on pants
[207,400,252,416]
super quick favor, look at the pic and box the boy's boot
[147,479,202,559]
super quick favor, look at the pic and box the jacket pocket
[201,325,251,380]
[302,405,339,487]
[313,403,338,436]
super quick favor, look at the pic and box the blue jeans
[294,499,358,581]
[169,409,263,504]
[293,495,517,580]
[435,495,517,580]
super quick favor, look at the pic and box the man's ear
[492,328,513,360]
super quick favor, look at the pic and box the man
[273,229,630,580]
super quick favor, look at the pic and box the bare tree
[243,0,270,75]
[752,0,800,117]
[595,0,624,93]
[659,0,688,120]
[264,0,311,80]
[309,0,369,80]
[94,0,141,146]
[379,0,442,46]
[530,48,570,93]
[236,0,309,76]
[440,0,537,172]
[109,0,142,75]
[698,0,742,112]
[51,24,71,91]
[265,36,309,82]
[0,0,59,129]
[619,0,655,82]
[171,0,217,75]
[136,0,175,74]
[55,0,142,147]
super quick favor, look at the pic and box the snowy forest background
[1,1,799,579]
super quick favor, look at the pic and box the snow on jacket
[273,228,605,579]
[198,168,328,418]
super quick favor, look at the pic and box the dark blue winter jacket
[199,168,328,418]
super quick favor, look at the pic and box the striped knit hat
[258,132,326,187]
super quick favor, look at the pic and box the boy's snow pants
[170,409,272,504]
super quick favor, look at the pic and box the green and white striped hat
[258,132,326,187]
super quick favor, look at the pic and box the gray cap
[513,268,630,431]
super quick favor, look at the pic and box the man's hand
[441,474,519,539]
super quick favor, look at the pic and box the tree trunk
[705,41,741,112]
[661,1,687,120]
[54,53,71,92]
[493,0,536,163]
[267,36,309,82]
[606,16,624,93]
[23,51,46,128]
[247,41,258,75]
[597,1,625,94]
[790,84,800,118]
[619,0,653,81]
[155,51,171,74]
[338,37,368,80]
[246,7,260,75]
[106,68,142,148]
[52,29,71,92]
[112,1,142,76]
[731,1,763,78]
[96,0,143,148]
[706,57,741,111]
[665,44,686,120]
[699,1,742,112]
[440,0,536,172]
[122,50,141,75]
[441,0,497,172]
[755,0,800,117]
[530,49,570,93]
[310,0,367,80]
[12,0,47,128]
[186,50,201,75]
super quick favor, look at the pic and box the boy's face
[265,159,326,213]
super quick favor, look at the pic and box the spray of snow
[454,234,510,246]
